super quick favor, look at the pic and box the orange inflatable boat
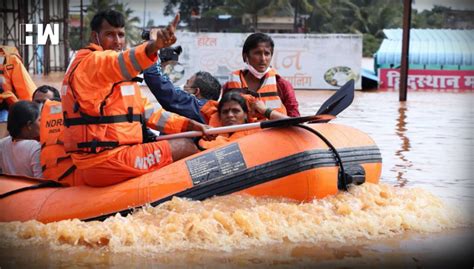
[0,122,382,223]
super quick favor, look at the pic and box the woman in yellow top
[199,92,287,149]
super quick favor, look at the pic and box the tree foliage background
[69,0,452,57]
[164,0,450,57]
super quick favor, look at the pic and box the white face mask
[95,32,102,47]
[246,62,270,79]
[245,56,271,79]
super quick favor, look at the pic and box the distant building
[375,28,474,91]
[243,15,294,33]
[241,8,308,33]
[375,29,473,70]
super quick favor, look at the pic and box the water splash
[0,183,468,254]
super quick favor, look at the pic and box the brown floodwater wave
[0,74,472,268]
[0,184,471,268]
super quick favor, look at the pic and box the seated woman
[0,100,42,178]
[199,92,287,149]
[223,33,300,118]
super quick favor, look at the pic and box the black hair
[218,92,248,114]
[7,101,40,139]
[90,9,125,32]
[32,85,61,102]
[242,33,274,59]
[192,71,222,101]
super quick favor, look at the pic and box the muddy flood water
[0,73,473,268]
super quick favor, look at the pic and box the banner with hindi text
[379,69,474,90]
[172,32,362,90]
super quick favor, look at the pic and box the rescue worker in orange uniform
[40,97,83,186]
[61,10,211,187]
[222,33,300,120]
[0,46,37,138]
[34,85,82,186]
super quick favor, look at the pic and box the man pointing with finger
[61,10,205,186]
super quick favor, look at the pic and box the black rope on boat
[295,124,349,191]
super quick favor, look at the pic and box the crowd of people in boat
[0,9,299,187]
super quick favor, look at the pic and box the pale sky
[413,0,474,11]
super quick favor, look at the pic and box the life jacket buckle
[63,111,70,127]
[90,139,98,153]
[127,107,133,123]
[73,102,80,113]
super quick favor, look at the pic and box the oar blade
[316,79,355,116]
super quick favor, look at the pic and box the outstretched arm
[145,14,180,59]
[143,63,204,123]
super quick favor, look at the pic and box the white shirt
[0,136,43,178]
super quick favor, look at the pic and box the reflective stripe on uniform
[144,102,162,121]
[118,52,132,80]
[144,106,154,120]
[156,111,171,130]
[129,48,142,72]
[265,99,283,109]
[230,73,240,81]
[264,75,277,86]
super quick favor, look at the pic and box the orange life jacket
[198,129,259,150]
[225,68,287,121]
[200,100,219,125]
[40,100,79,186]
[0,46,35,106]
[199,98,259,149]
[61,43,189,154]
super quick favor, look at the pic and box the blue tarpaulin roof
[361,68,378,82]
[375,29,474,68]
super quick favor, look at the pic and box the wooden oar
[155,79,355,141]
[155,114,335,141]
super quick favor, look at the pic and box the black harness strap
[64,113,142,126]
[41,156,74,172]
[77,141,119,151]
[41,140,64,149]
[57,165,77,181]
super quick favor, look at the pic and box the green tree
[412,5,448,28]
[307,0,403,56]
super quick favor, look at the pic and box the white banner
[172,32,362,90]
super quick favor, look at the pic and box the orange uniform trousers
[73,141,173,187]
